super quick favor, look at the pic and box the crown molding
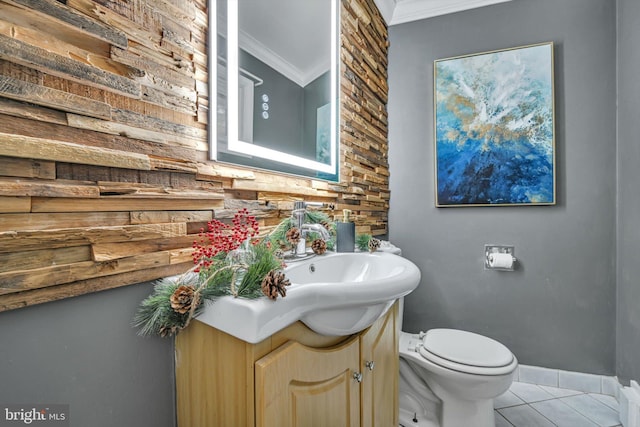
[239,30,328,87]
[373,0,396,25]
[374,0,512,26]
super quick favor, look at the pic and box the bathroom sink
[195,252,421,343]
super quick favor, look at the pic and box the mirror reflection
[211,0,339,181]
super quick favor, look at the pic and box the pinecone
[285,227,301,245]
[311,238,327,255]
[367,237,381,253]
[170,285,200,314]
[261,270,291,300]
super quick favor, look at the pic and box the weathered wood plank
[0,132,151,170]
[169,247,193,265]
[2,0,128,48]
[0,156,55,179]
[0,251,171,295]
[0,5,108,56]
[0,262,192,311]
[161,27,194,59]
[0,113,199,163]
[0,14,136,79]
[31,197,224,213]
[91,235,195,261]
[111,108,207,140]
[97,181,223,199]
[0,222,187,253]
[150,0,197,29]
[126,40,193,75]
[109,46,194,88]
[135,68,197,102]
[141,83,197,115]
[66,114,204,150]
[0,246,91,274]
[0,75,112,120]
[0,97,68,125]
[0,177,100,198]
[66,0,163,52]
[129,210,212,225]
[0,196,30,213]
[0,33,140,97]
[0,212,130,232]
[233,177,339,198]
[149,157,200,174]
[196,163,256,181]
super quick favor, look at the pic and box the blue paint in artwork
[435,44,554,205]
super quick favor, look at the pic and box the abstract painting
[434,43,555,206]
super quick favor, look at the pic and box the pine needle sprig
[236,242,283,298]
[356,233,373,252]
[133,278,189,336]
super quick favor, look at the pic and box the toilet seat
[418,329,516,376]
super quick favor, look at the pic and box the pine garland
[235,243,283,298]
[132,276,232,337]
[133,209,338,337]
[267,210,336,250]
[356,233,373,252]
[134,209,286,338]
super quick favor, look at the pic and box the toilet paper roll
[488,252,514,269]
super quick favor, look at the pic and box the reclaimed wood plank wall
[0,0,389,311]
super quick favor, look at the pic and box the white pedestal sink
[195,251,421,343]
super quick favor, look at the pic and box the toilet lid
[420,329,513,368]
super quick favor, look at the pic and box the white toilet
[398,301,518,427]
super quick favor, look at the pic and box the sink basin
[195,252,421,343]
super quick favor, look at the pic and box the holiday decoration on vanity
[367,237,381,253]
[134,209,287,337]
[269,209,336,253]
[285,227,301,246]
[311,238,327,255]
[260,270,291,300]
[356,233,380,253]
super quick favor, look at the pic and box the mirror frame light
[210,0,340,177]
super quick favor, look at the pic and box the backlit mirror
[210,0,339,181]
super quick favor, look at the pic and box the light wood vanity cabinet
[175,302,399,427]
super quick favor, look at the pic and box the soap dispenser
[336,209,355,252]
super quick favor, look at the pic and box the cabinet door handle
[353,371,363,383]
[365,360,375,371]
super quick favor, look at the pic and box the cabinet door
[255,335,361,427]
[360,305,398,427]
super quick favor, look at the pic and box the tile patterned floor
[495,381,621,427]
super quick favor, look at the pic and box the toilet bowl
[399,328,518,427]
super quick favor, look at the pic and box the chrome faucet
[291,202,331,256]
[301,223,331,241]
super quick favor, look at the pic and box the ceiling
[373,0,513,26]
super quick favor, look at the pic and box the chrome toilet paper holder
[484,245,517,271]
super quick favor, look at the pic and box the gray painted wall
[388,0,618,375]
[617,0,640,384]
[0,284,175,427]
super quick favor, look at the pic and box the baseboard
[515,364,619,397]
[620,381,640,427]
